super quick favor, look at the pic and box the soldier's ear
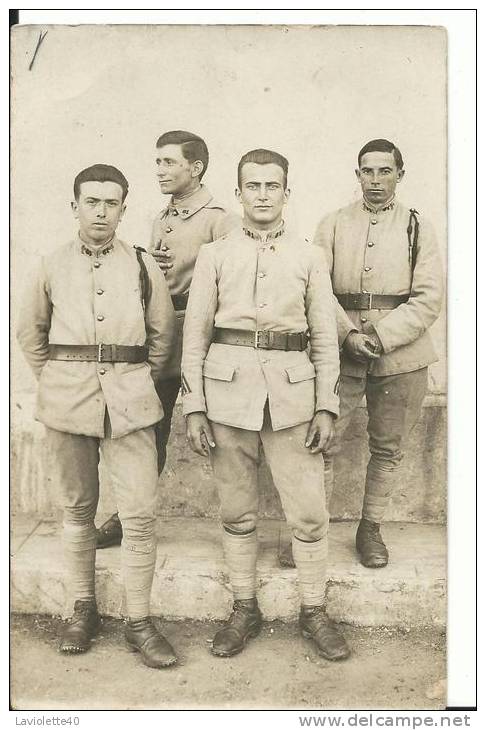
[71,200,79,219]
[284,188,291,203]
[120,203,127,219]
[397,168,405,182]
[355,168,361,181]
[191,160,204,179]
[235,187,242,204]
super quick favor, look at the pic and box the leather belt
[336,293,409,310]
[48,344,149,363]
[213,327,308,351]
[171,293,189,311]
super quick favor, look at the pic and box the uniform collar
[78,233,116,257]
[242,221,285,242]
[362,195,396,214]
[165,184,214,220]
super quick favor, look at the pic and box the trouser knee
[368,447,404,471]
[222,519,257,536]
[63,502,97,526]
[121,515,156,552]
[291,505,329,543]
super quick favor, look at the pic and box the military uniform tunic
[182,225,340,431]
[150,184,239,298]
[314,198,443,376]
[17,236,176,438]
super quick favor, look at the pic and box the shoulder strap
[133,246,152,311]
[407,208,420,273]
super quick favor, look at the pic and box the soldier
[96,130,238,549]
[182,149,350,661]
[280,138,443,569]
[17,164,179,668]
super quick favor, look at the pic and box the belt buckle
[254,330,270,349]
[97,344,115,362]
[365,293,373,310]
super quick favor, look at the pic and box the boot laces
[227,601,257,631]
[363,521,385,546]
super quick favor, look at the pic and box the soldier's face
[72,181,126,245]
[155,144,202,197]
[355,151,404,206]
[236,163,290,230]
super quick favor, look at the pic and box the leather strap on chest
[134,246,152,311]
[407,208,420,273]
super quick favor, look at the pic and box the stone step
[11,393,446,523]
[11,517,446,628]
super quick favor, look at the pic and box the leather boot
[211,598,262,657]
[96,512,123,549]
[356,518,389,568]
[299,605,350,661]
[59,599,101,654]
[125,617,178,668]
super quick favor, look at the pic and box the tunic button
[360,316,368,323]
[362,290,368,294]
[259,303,266,308]
[364,267,372,272]
[99,368,106,375]
[258,272,266,278]
[94,261,101,268]
[165,227,173,233]
[367,242,374,247]
[371,219,378,225]
[172,209,178,216]
[97,289,104,295]
[97,315,104,321]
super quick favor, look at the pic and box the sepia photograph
[8,9,473,718]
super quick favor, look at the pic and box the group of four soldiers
[17,131,443,669]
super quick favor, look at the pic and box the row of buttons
[92,260,108,376]
[363,217,377,328]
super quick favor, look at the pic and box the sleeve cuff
[316,392,340,419]
[182,392,207,416]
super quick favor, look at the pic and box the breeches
[326,367,428,521]
[210,406,328,542]
[47,421,159,538]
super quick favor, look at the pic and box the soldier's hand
[363,331,383,356]
[343,332,381,362]
[305,411,335,454]
[186,412,216,456]
[152,246,173,274]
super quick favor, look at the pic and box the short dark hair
[237,148,289,189]
[155,130,209,180]
[358,139,404,171]
[74,164,129,201]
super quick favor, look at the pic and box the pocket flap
[285,362,316,383]
[203,359,235,382]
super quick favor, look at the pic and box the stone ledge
[11,517,446,629]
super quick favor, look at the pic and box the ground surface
[10,614,446,711]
